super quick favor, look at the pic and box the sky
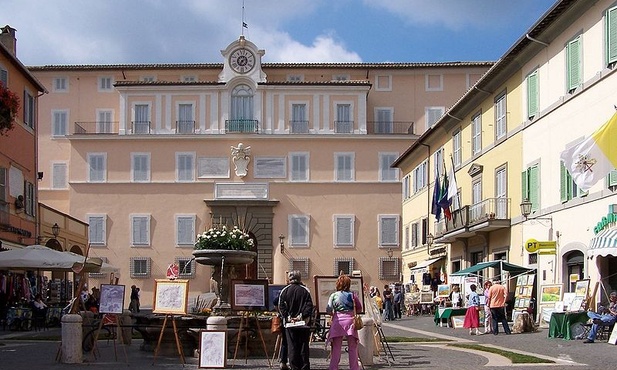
[2,0,557,66]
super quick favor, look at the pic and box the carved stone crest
[231,143,251,177]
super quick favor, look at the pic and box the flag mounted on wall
[431,175,442,220]
[560,112,617,191]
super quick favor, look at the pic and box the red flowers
[0,81,20,135]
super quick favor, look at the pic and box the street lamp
[387,248,393,258]
[279,234,285,254]
[520,199,533,219]
[51,223,60,238]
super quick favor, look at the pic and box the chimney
[0,25,17,56]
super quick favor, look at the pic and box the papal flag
[560,112,617,192]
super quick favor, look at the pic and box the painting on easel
[153,279,189,314]
[231,279,269,311]
[99,284,125,314]
[198,330,227,368]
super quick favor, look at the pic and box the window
[608,170,617,188]
[412,160,428,193]
[522,164,540,213]
[566,35,582,92]
[471,176,482,219]
[425,74,443,91]
[335,153,354,182]
[471,112,482,155]
[97,110,113,133]
[291,103,308,133]
[176,152,195,182]
[288,257,309,278]
[334,258,354,275]
[176,257,196,278]
[289,215,309,247]
[404,225,410,250]
[87,153,106,182]
[290,152,309,182]
[334,215,354,247]
[527,70,539,119]
[88,214,106,246]
[131,153,150,182]
[177,103,195,134]
[51,162,67,189]
[379,257,400,280]
[493,251,508,279]
[560,161,586,202]
[231,84,254,120]
[24,182,34,216]
[133,104,150,134]
[495,165,507,218]
[0,167,5,203]
[379,153,398,182]
[335,104,353,133]
[52,110,68,136]
[254,157,286,178]
[198,157,229,178]
[131,214,150,246]
[433,148,444,180]
[425,107,445,129]
[402,175,410,200]
[182,75,197,82]
[0,67,7,86]
[375,108,393,133]
[375,75,392,91]
[53,77,68,92]
[333,74,349,81]
[23,91,35,129]
[130,257,151,278]
[470,251,484,280]
[141,76,156,82]
[98,76,113,91]
[607,6,617,65]
[379,214,399,247]
[452,129,462,167]
[411,222,418,249]
[495,92,507,140]
[421,218,428,245]
[287,74,304,82]
[176,215,196,246]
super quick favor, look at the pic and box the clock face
[229,48,256,74]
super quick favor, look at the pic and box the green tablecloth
[548,311,588,340]
[434,307,468,326]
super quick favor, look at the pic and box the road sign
[525,239,556,253]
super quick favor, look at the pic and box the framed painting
[268,284,286,311]
[437,284,450,298]
[574,279,590,298]
[153,279,189,315]
[98,284,125,314]
[313,276,364,314]
[420,291,434,304]
[570,296,584,311]
[539,284,562,304]
[198,330,227,368]
[451,316,465,329]
[231,279,268,311]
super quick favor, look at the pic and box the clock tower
[219,35,266,83]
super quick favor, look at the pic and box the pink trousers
[329,336,360,370]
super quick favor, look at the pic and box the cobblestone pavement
[0,313,614,369]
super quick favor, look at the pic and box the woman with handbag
[326,274,363,370]
[463,284,481,335]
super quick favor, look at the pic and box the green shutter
[567,37,582,91]
[560,161,569,203]
[608,170,617,187]
[607,7,617,64]
[529,166,539,211]
[527,71,539,118]
[521,170,529,203]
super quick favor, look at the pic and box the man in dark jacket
[278,270,314,370]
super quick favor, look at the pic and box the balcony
[289,120,309,134]
[225,119,259,133]
[434,198,511,242]
[131,121,151,134]
[0,200,8,226]
[176,120,196,134]
[73,121,119,135]
[334,120,354,133]
[367,121,415,135]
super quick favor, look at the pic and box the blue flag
[431,175,442,220]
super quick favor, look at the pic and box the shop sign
[594,212,617,234]
[525,238,556,253]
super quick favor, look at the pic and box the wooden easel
[89,313,128,364]
[152,314,185,365]
[271,332,282,364]
[232,311,271,368]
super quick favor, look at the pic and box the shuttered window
[527,70,539,118]
[290,215,309,247]
[334,215,354,247]
[606,6,617,65]
[379,215,399,247]
[176,215,195,246]
[131,214,150,246]
[566,36,582,92]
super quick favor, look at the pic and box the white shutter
[52,163,67,189]
[132,215,150,245]
[379,215,398,246]
[290,216,309,246]
[335,216,354,246]
[290,153,308,181]
[88,215,106,245]
[177,216,195,245]
[53,111,67,136]
[177,154,194,181]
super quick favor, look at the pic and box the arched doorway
[564,250,584,292]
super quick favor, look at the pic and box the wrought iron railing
[367,121,415,134]
[334,120,354,133]
[73,122,119,135]
[132,121,151,134]
[225,119,259,133]
[290,120,309,133]
[176,120,196,134]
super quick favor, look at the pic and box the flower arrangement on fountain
[0,81,20,136]
[194,225,254,251]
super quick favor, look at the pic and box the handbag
[271,316,282,334]
[353,294,364,330]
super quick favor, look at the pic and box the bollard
[207,315,228,331]
[357,316,374,366]
[120,310,132,345]
[61,314,83,364]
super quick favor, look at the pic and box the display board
[513,274,535,309]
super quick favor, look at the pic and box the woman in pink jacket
[326,275,363,370]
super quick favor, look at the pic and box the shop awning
[588,228,617,257]
[409,257,444,274]
[450,260,533,276]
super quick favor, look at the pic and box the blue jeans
[490,306,511,334]
[383,300,394,321]
[586,311,616,341]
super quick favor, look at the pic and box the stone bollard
[120,310,132,345]
[357,317,374,366]
[207,315,228,331]
[61,314,83,364]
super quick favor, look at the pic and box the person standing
[382,284,394,321]
[463,284,480,335]
[273,276,290,370]
[129,285,140,313]
[278,271,314,370]
[487,280,511,335]
[326,274,363,370]
[393,286,402,319]
[482,280,493,334]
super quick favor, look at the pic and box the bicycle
[82,314,118,353]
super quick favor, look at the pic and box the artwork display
[570,296,585,311]
[574,279,590,298]
[267,284,286,311]
[437,284,450,298]
[153,279,189,315]
[514,274,536,309]
[98,284,125,314]
[562,292,576,310]
[230,279,268,311]
[451,316,465,329]
[539,284,563,304]
[420,291,434,304]
[314,276,364,314]
[198,330,227,368]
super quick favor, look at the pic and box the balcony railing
[176,120,196,134]
[334,120,354,133]
[367,121,415,135]
[225,119,259,133]
[469,197,510,224]
[132,121,151,134]
[290,120,309,134]
[0,200,9,226]
[73,121,119,135]
[434,198,510,239]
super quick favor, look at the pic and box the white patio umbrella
[0,244,88,271]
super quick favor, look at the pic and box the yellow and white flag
[560,112,617,191]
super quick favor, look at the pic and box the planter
[192,249,257,311]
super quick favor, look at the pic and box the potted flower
[0,81,20,136]
[194,225,254,251]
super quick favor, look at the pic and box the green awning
[450,260,533,276]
